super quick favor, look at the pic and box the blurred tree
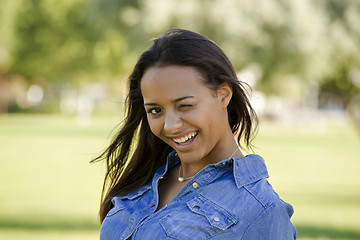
[85,0,151,67]
[8,0,99,81]
[0,0,20,113]
[316,0,360,128]
[90,0,305,95]
[2,0,359,124]
[137,0,360,126]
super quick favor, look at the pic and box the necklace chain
[177,146,240,183]
[177,165,193,183]
[229,147,239,159]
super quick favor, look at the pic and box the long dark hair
[95,29,258,222]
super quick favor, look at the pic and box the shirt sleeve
[241,202,297,240]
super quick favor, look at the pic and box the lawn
[0,113,359,239]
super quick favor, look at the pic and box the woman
[97,29,297,239]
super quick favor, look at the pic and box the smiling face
[141,65,237,165]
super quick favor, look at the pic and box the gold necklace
[177,146,240,183]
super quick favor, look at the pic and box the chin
[176,151,205,163]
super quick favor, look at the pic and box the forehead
[140,65,211,103]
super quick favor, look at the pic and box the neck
[179,139,243,179]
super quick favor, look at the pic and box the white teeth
[173,132,197,144]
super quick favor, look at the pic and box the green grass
[0,113,359,239]
[253,120,360,239]
[0,113,118,239]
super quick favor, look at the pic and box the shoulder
[201,173,289,225]
[199,155,296,238]
[203,154,280,208]
[242,177,282,209]
[232,154,283,208]
[240,201,297,239]
[197,177,296,239]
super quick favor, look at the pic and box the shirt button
[160,176,163,180]
[214,217,220,222]
[222,162,226,165]
[192,182,198,188]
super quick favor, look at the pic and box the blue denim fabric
[100,151,297,239]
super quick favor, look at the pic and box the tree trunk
[0,75,8,114]
[346,99,360,134]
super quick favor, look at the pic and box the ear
[216,83,232,108]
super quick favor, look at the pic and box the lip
[168,131,199,152]
[167,130,197,140]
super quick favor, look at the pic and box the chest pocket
[160,195,237,240]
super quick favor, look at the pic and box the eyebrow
[144,96,194,106]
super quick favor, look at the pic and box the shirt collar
[166,150,181,169]
[155,151,180,179]
[165,151,269,188]
[232,154,269,188]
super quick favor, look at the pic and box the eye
[178,104,193,110]
[147,107,163,115]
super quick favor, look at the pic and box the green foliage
[0,0,359,106]
[9,0,98,80]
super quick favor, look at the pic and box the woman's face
[141,65,233,164]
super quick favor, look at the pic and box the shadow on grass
[1,220,360,239]
[0,219,99,231]
[297,224,360,239]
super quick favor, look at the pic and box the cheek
[147,117,163,138]
[197,100,223,122]
[196,105,226,132]
[186,110,213,132]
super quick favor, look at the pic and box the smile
[172,131,198,144]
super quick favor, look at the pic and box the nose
[164,110,182,133]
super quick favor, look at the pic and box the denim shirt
[100,152,297,239]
